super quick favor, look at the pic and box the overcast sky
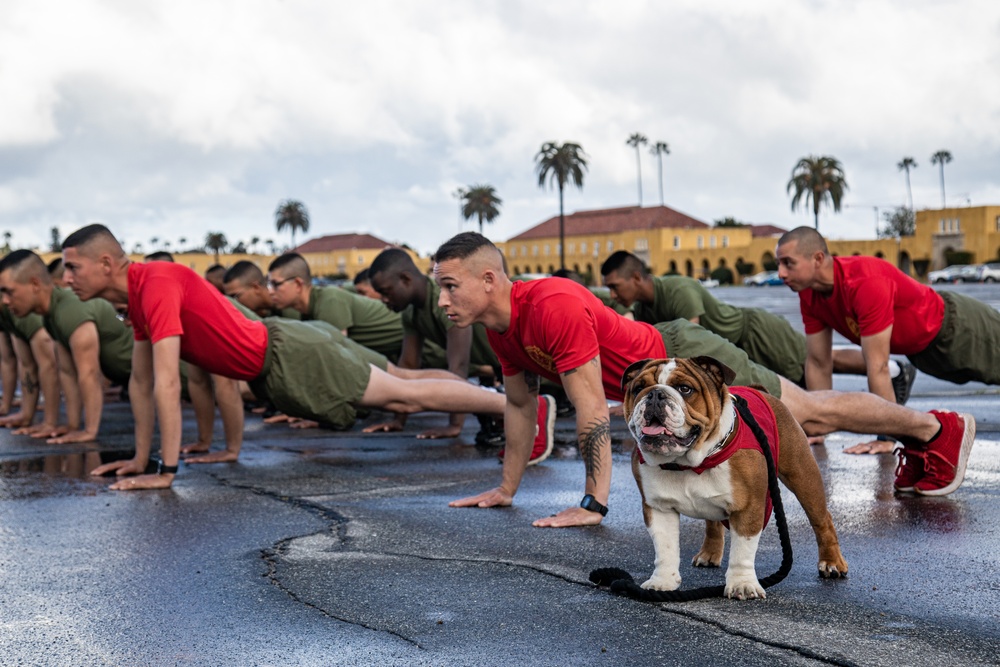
[2,0,998,256]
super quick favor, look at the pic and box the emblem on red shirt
[524,345,557,374]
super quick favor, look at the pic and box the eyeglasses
[115,309,128,322]
[267,277,293,289]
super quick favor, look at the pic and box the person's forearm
[575,405,612,503]
[212,375,244,453]
[804,358,833,391]
[79,370,104,436]
[498,398,536,497]
[60,370,83,430]
[17,367,40,421]
[154,376,182,467]
[38,363,60,426]
[866,368,896,404]
[130,374,156,466]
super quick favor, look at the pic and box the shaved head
[62,223,126,260]
[267,253,311,281]
[435,232,505,275]
[224,260,265,287]
[0,250,50,285]
[777,226,829,256]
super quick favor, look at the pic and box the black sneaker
[474,414,505,447]
[891,362,918,405]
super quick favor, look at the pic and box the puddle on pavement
[0,451,136,499]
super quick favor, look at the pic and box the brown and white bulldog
[622,356,848,600]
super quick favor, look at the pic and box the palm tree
[535,141,588,270]
[650,141,670,205]
[250,236,260,254]
[626,133,648,206]
[150,236,159,250]
[266,239,276,255]
[461,184,502,235]
[3,231,11,253]
[178,237,187,252]
[930,150,952,208]
[274,199,310,249]
[786,156,849,231]
[204,231,228,263]
[897,157,917,211]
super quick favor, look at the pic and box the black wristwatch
[580,494,609,517]
[157,459,179,475]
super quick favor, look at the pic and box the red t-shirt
[487,278,667,402]
[127,262,268,381]
[798,256,944,355]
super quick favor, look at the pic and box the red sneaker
[893,447,925,493]
[498,395,555,466]
[914,411,976,497]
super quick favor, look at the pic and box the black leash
[589,394,794,602]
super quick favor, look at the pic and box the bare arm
[860,327,895,403]
[0,336,40,428]
[449,370,537,510]
[185,373,244,463]
[415,326,475,439]
[804,329,834,391]
[48,323,103,443]
[29,329,61,430]
[0,333,17,415]
[534,356,611,528]
[33,342,80,440]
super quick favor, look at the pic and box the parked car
[978,263,1000,283]
[956,264,984,283]
[743,271,783,286]
[927,265,966,284]
[699,278,720,288]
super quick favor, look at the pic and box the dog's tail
[590,395,794,603]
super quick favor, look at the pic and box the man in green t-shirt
[0,298,61,438]
[0,250,134,444]
[267,253,445,366]
[600,251,916,405]
[222,261,302,320]
[367,248,501,439]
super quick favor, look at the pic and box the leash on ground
[589,394,794,602]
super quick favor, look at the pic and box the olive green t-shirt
[0,304,45,342]
[307,285,404,359]
[401,279,499,371]
[634,275,746,344]
[44,288,133,385]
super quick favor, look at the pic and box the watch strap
[580,494,609,517]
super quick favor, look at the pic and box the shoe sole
[526,396,557,467]
[916,413,976,496]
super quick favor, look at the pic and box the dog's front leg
[724,528,765,600]
[641,506,682,591]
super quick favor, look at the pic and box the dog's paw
[691,549,723,568]
[818,556,849,579]
[724,575,766,600]
[641,570,682,591]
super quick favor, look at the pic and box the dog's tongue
[642,425,668,436]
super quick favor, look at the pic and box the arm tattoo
[578,417,611,482]
[21,372,38,395]
[523,371,540,394]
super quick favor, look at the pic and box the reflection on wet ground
[0,450,135,499]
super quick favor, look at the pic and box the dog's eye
[675,384,693,396]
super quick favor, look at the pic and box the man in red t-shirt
[776,226,989,491]
[59,224,548,491]
[436,233,977,527]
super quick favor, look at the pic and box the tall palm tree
[266,239,276,255]
[930,150,952,208]
[650,141,670,205]
[626,133,648,206]
[178,237,187,252]
[150,236,160,250]
[461,185,502,235]
[250,236,260,254]
[535,141,588,270]
[787,155,849,231]
[897,157,917,211]
[204,231,228,263]
[274,199,310,249]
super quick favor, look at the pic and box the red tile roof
[507,205,710,241]
[749,224,788,238]
[294,233,394,253]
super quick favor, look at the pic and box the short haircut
[144,251,175,263]
[600,250,648,278]
[47,257,64,278]
[777,226,829,256]
[552,268,584,285]
[353,268,371,285]
[267,253,311,280]
[434,232,500,263]
[0,249,50,284]
[205,264,226,277]
[223,260,265,285]
[369,248,418,279]
[62,223,122,254]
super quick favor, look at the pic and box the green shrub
[944,250,974,266]
[735,261,755,276]
[710,267,734,285]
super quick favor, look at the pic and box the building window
[556,243,561,256]
[607,240,614,252]
[510,247,517,258]
[996,215,1000,232]
[697,236,704,249]
[673,236,680,249]
[521,245,528,256]
[532,245,539,257]
[722,235,729,248]
[709,236,717,248]
[635,238,649,251]
[939,219,945,232]
[568,242,575,254]
[593,244,599,258]
[544,244,550,256]
[955,218,961,231]
[581,242,588,254]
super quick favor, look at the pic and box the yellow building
[293,233,427,278]
[496,204,1000,284]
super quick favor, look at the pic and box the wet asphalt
[1,284,998,667]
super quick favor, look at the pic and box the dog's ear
[621,358,656,394]
[691,356,737,387]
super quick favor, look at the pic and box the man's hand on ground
[0,412,32,428]
[289,419,319,430]
[109,473,174,490]
[184,450,239,464]
[844,439,895,455]
[14,422,58,436]
[46,430,97,445]
[91,458,145,478]
[363,419,405,434]
[28,424,72,440]
[417,425,463,440]
[449,488,513,509]
[532,506,604,528]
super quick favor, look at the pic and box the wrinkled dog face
[622,357,735,462]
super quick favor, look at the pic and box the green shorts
[907,291,1000,385]
[739,308,808,384]
[655,319,783,397]
[249,319,389,430]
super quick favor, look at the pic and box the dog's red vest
[637,386,780,529]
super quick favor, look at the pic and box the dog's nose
[648,389,667,409]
